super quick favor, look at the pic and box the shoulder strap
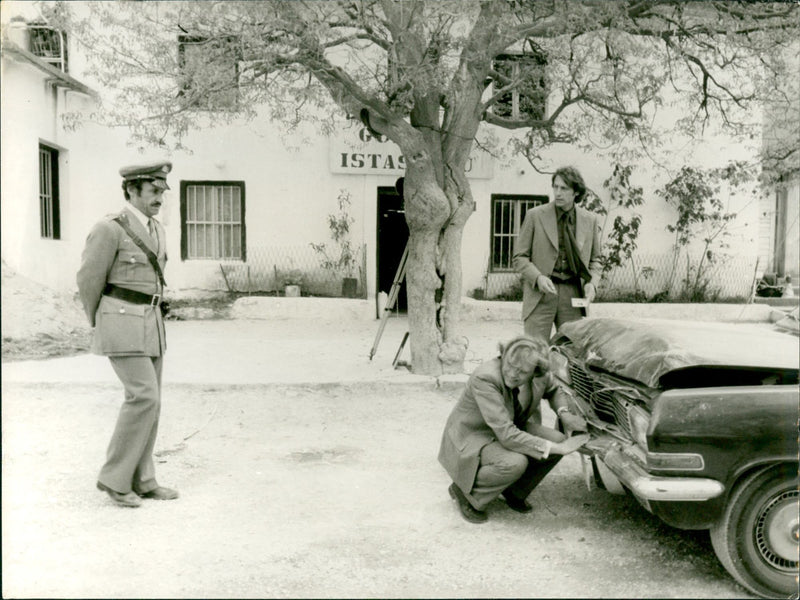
[112,215,167,287]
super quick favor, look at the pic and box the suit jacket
[76,206,167,357]
[438,358,568,501]
[512,202,602,321]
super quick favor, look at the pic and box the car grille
[567,359,640,441]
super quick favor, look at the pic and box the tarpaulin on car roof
[555,317,800,388]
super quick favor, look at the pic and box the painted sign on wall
[330,124,493,179]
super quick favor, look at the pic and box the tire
[710,464,799,599]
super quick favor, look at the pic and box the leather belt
[550,273,579,284]
[103,284,161,306]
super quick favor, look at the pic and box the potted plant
[280,268,304,297]
[311,189,360,298]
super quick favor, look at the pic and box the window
[492,48,547,121]
[39,144,61,240]
[178,36,239,110]
[490,194,547,271]
[29,23,68,73]
[181,182,245,260]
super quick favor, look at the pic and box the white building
[2,2,796,315]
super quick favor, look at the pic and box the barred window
[180,182,245,260]
[39,144,61,239]
[492,48,547,121]
[29,23,68,73]
[178,36,239,111]
[490,194,546,271]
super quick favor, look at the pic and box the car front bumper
[589,437,725,502]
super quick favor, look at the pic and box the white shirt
[126,202,152,230]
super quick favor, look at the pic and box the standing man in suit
[77,161,178,508]
[513,166,603,341]
[438,336,589,523]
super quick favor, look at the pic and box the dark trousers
[98,355,162,494]
[470,426,564,510]
[524,281,583,342]
[503,454,563,504]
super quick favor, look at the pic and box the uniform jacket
[438,357,568,501]
[77,206,167,357]
[512,202,602,321]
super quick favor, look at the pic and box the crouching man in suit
[438,336,588,523]
[77,161,178,508]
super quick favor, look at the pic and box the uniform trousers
[469,421,564,510]
[523,281,583,342]
[98,355,163,495]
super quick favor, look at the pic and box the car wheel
[710,464,799,599]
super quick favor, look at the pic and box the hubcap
[756,489,800,569]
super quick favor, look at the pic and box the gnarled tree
[48,0,798,374]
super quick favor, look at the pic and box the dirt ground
[1,262,92,361]
[2,380,748,599]
[1,264,753,598]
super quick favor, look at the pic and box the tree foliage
[584,164,648,300]
[310,189,358,278]
[45,0,800,374]
[658,161,755,301]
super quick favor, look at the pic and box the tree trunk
[398,148,450,376]
[438,221,467,373]
[405,227,443,375]
[437,165,475,373]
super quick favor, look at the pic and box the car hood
[555,317,800,388]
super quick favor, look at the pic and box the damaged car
[551,317,799,599]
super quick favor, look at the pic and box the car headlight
[628,406,650,450]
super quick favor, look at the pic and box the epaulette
[103,211,127,222]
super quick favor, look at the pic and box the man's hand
[584,282,596,303]
[551,433,590,456]
[537,275,557,295]
[560,412,588,436]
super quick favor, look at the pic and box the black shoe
[138,486,179,500]
[448,483,488,524]
[502,491,533,513]
[97,482,142,508]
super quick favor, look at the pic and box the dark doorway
[377,185,409,314]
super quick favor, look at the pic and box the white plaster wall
[0,0,767,300]
[157,117,400,295]
[0,51,143,291]
[784,181,800,278]
[460,127,763,297]
[0,60,77,289]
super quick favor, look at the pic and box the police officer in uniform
[77,161,178,508]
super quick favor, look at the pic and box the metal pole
[369,244,408,360]
[392,331,410,369]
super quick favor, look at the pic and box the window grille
[181,182,245,260]
[29,24,68,73]
[490,194,546,271]
[39,144,61,239]
[492,49,547,121]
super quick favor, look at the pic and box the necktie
[558,209,591,282]
[512,388,525,428]
[148,219,159,252]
